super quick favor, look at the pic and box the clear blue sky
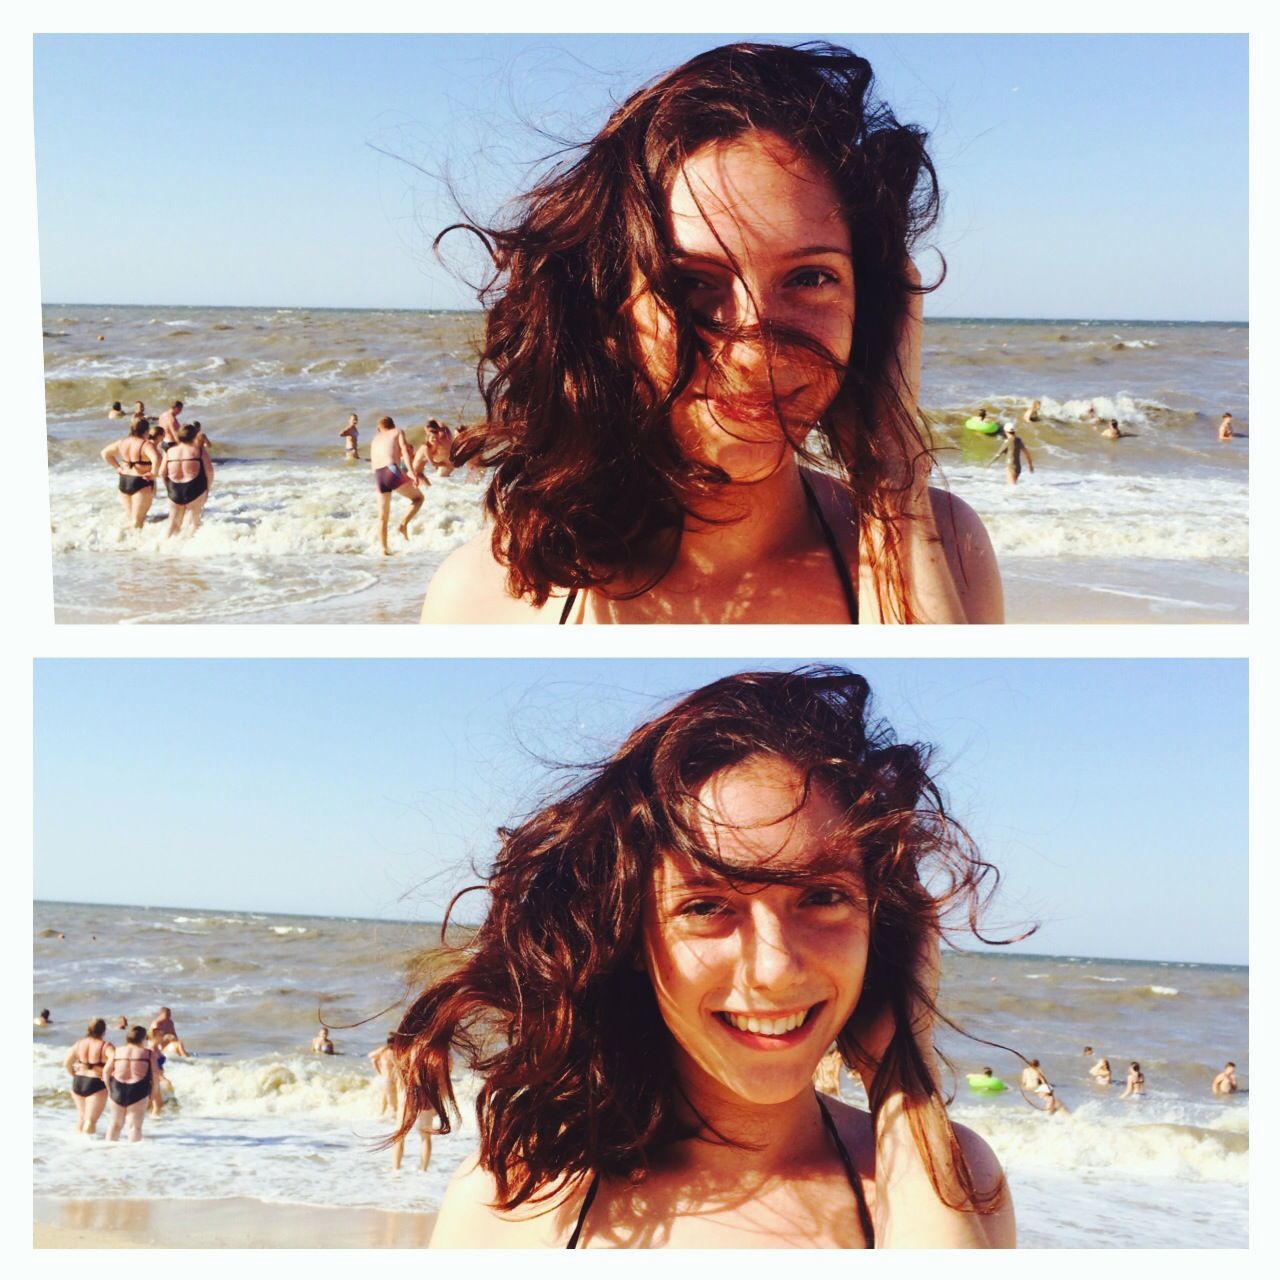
[34,658,1246,965]
[33,33,1247,320]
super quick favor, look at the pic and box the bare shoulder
[951,1121,1016,1246]
[421,533,558,624]
[928,487,1004,624]
[430,1153,584,1248]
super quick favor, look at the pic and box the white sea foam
[1149,986,1179,996]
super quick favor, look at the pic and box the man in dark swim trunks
[369,415,425,555]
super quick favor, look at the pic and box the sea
[42,307,1248,624]
[33,900,1248,1248]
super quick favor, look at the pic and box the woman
[158,422,214,538]
[104,1024,157,1142]
[62,1018,112,1135]
[1088,1055,1112,1086]
[422,43,1001,625]
[1120,1062,1146,1101]
[101,417,162,529]
[398,668,1016,1246]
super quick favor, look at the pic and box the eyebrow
[671,244,851,265]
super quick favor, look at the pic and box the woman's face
[642,754,869,1109]
[629,130,855,482]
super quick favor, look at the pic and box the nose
[740,899,805,993]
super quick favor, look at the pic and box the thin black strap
[565,1172,600,1249]
[557,589,579,626]
[799,472,859,624]
[817,1096,875,1248]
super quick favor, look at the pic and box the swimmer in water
[1088,1055,1112,1086]
[1102,419,1132,440]
[34,1009,51,1027]
[1218,413,1234,441]
[108,401,126,420]
[312,1028,336,1055]
[370,415,426,555]
[340,412,360,459]
[158,423,214,538]
[1023,399,1041,424]
[1020,1060,1068,1115]
[990,425,1035,485]
[413,420,455,478]
[1212,1062,1238,1095]
[1119,1061,1146,1100]
[158,400,185,446]
[101,416,163,529]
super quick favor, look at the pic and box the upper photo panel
[37,34,1248,624]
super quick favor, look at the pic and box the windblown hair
[396,667,1019,1215]
[445,42,944,619]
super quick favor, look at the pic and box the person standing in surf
[990,426,1034,486]
[101,416,162,529]
[370,416,426,555]
[340,412,360,459]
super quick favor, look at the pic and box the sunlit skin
[643,756,868,1119]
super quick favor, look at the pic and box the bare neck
[668,1074,829,1179]
[672,459,815,580]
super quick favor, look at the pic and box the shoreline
[34,1196,437,1249]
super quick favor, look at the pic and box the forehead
[666,131,849,259]
[657,755,853,888]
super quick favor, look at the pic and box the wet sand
[34,1196,437,1248]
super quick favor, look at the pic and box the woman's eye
[788,268,840,290]
[802,886,850,908]
[678,898,728,919]
[675,273,719,296]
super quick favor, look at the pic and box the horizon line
[34,898,1247,969]
[40,302,1249,326]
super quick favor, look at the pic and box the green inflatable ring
[964,416,1001,435]
[967,1073,1008,1093]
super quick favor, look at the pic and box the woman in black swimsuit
[104,1024,156,1142]
[158,422,214,538]
[101,418,163,530]
[421,42,1002,625]
[396,668,1014,1247]
[62,1018,112,1135]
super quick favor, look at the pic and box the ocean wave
[954,1102,1248,1185]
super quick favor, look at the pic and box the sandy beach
[34,1196,437,1249]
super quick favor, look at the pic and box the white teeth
[724,1009,809,1036]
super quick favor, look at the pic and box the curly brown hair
[395,667,1020,1214]
[443,42,944,618]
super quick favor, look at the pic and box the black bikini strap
[565,1172,600,1249]
[799,472,859,624]
[816,1095,875,1248]
[557,590,579,626]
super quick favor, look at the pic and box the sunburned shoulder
[420,533,561,624]
[429,1153,584,1247]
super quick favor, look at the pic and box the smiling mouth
[715,1003,821,1038]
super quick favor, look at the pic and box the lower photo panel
[33,657,1248,1249]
